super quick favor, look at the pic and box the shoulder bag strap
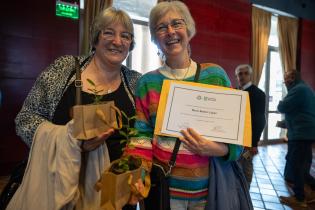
[166,63,201,176]
[74,57,82,105]
[166,138,181,176]
[62,56,91,97]
[73,56,91,105]
[194,63,201,82]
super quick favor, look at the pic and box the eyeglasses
[101,29,133,43]
[155,19,186,35]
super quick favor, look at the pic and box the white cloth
[6,120,110,210]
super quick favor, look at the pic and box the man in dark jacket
[235,64,266,188]
[278,70,315,208]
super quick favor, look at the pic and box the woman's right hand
[81,128,114,152]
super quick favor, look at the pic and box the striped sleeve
[224,144,243,161]
[125,72,162,161]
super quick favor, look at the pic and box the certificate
[154,80,252,146]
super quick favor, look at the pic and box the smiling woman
[124,1,247,210]
[5,7,142,210]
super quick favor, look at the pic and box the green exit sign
[56,1,79,19]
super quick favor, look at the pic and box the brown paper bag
[96,159,142,210]
[72,101,122,140]
[95,157,151,210]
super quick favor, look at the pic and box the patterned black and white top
[15,55,141,147]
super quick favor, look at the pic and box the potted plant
[71,78,149,209]
[71,78,122,140]
[95,111,150,210]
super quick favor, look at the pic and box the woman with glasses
[7,7,141,210]
[126,1,244,210]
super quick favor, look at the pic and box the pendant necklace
[93,58,115,94]
[168,59,191,80]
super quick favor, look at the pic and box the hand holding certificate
[154,80,252,146]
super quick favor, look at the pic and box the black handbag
[144,138,181,210]
[0,159,27,210]
[144,64,201,210]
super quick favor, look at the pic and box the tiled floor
[1,143,314,209]
[251,143,315,210]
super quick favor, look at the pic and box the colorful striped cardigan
[127,63,243,201]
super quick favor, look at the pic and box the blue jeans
[170,199,206,210]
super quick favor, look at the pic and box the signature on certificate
[210,126,225,133]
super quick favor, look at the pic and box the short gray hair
[149,1,196,44]
[235,64,253,75]
[91,7,135,51]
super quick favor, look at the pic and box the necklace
[168,60,191,80]
[93,57,118,94]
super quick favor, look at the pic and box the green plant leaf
[129,116,137,120]
[128,128,138,136]
[119,131,128,138]
[120,139,127,144]
[86,78,105,104]
[87,78,96,86]
[121,110,128,120]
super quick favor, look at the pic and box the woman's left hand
[180,128,228,157]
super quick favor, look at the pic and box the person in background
[126,1,243,210]
[6,7,141,210]
[235,64,266,188]
[278,70,315,209]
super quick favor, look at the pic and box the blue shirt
[277,80,315,140]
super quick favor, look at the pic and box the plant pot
[72,101,122,140]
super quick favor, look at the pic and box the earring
[157,49,165,61]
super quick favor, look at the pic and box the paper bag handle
[128,170,151,199]
[96,104,123,130]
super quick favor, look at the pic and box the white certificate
[160,81,248,145]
